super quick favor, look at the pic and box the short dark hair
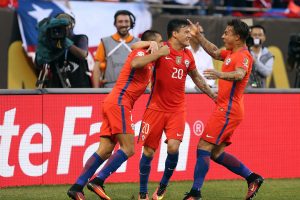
[114,10,136,29]
[250,24,266,34]
[141,30,161,41]
[167,19,189,39]
[227,19,250,42]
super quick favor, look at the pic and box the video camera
[288,33,300,68]
[48,25,67,40]
[288,33,300,88]
[35,17,73,65]
[35,17,74,88]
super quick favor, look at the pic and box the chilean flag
[16,0,152,53]
[16,0,69,52]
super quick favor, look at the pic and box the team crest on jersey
[225,58,231,65]
[184,59,190,68]
[176,56,182,65]
[137,51,145,56]
[243,57,249,68]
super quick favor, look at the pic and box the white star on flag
[28,4,53,22]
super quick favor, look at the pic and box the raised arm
[131,45,170,69]
[187,19,223,61]
[131,41,159,54]
[188,69,217,101]
[69,35,88,60]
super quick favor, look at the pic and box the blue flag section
[17,0,68,50]
[16,1,152,53]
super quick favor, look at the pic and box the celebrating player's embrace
[67,18,263,200]
[134,19,216,200]
[67,30,168,200]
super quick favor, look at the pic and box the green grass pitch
[0,179,299,199]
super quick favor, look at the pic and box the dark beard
[117,28,130,37]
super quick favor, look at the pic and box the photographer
[247,25,274,88]
[288,33,300,88]
[35,13,91,88]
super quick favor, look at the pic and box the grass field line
[1,179,299,199]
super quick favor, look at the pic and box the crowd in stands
[2,0,300,18]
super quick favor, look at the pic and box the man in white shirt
[186,26,215,90]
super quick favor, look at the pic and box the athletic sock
[192,149,211,191]
[160,152,179,186]
[139,153,153,193]
[75,152,104,187]
[214,152,252,178]
[96,149,128,181]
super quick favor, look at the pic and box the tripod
[294,61,300,88]
[36,64,50,89]
[35,62,71,88]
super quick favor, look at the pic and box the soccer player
[67,30,169,200]
[183,19,264,200]
[137,19,216,200]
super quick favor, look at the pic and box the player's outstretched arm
[189,69,217,101]
[131,41,158,54]
[187,19,223,61]
[131,45,170,69]
[204,67,246,81]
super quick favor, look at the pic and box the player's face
[222,26,238,50]
[174,26,191,47]
[154,33,163,47]
[115,14,131,37]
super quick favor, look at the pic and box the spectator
[162,0,199,15]
[272,0,289,8]
[186,25,215,90]
[248,24,274,88]
[92,10,139,88]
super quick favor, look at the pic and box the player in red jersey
[67,30,170,200]
[136,19,216,200]
[183,19,264,200]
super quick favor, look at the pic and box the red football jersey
[146,43,196,112]
[104,49,153,108]
[214,47,253,119]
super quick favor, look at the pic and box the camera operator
[35,13,91,88]
[247,25,274,88]
[288,33,300,87]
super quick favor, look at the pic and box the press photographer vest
[102,36,139,88]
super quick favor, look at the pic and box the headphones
[114,10,136,29]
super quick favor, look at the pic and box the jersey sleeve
[220,50,231,60]
[235,53,251,71]
[131,49,147,58]
[186,49,196,73]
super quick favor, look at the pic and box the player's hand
[147,41,159,54]
[157,45,170,57]
[203,69,221,80]
[187,19,200,37]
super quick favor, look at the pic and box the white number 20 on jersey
[171,67,184,79]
